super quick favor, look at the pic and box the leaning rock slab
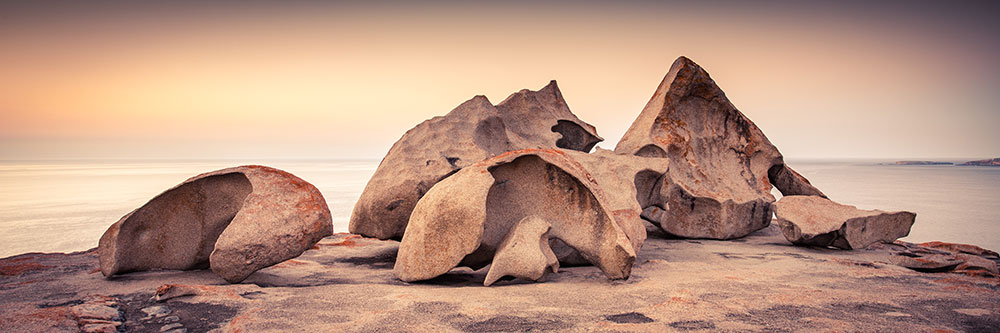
[350,82,602,240]
[773,195,915,250]
[484,215,560,286]
[615,56,825,239]
[395,149,636,284]
[99,165,332,283]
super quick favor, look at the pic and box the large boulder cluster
[98,56,919,285]
[352,56,918,285]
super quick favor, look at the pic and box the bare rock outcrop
[99,165,332,283]
[350,81,602,240]
[394,149,636,284]
[615,56,824,239]
[773,195,915,250]
[484,215,560,286]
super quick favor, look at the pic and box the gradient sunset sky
[2,0,998,160]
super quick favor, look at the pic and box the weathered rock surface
[889,241,1000,277]
[495,80,603,152]
[392,163,494,282]
[483,215,559,286]
[616,56,825,239]
[395,149,637,283]
[3,229,999,332]
[99,165,332,283]
[560,148,668,256]
[773,195,915,250]
[350,81,602,241]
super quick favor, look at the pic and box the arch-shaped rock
[394,149,637,284]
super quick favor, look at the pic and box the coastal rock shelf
[1,229,997,331]
[4,55,987,331]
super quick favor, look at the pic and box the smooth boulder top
[99,165,332,283]
[350,81,602,241]
[394,149,637,284]
[773,195,915,250]
[615,56,825,240]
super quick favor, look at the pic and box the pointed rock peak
[498,80,563,106]
[445,95,496,117]
[538,80,562,99]
[653,56,718,99]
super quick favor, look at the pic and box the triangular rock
[616,56,824,239]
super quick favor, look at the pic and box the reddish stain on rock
[319,235,364,248]
[0,257,52,276]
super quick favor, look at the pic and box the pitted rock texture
[495,80,603,152]
[99,165,332,283]
[559,148,668,256]
[394,149,636,283]
[350,81,602,241]
[484,215,559,286]
[774,195,915,250]
[616,56,824,239]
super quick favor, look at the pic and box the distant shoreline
[890,157,1000,167]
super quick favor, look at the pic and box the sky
[1,0,998,161]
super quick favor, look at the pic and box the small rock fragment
[890,252,963,272]
[81,323,119,333]
[160,322,184,332]
[141,305,171,319]
[773,195,915,249]
[484,216,560,286]
[71,303,121,322]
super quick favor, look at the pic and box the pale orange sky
[1,1,998,160]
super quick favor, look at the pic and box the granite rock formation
[773,195,915,250]
[98,165,332,283]
[560,148,668,256]
[615,56,825,239]
[483,215,560,286]
[350,82,602,240]
[394,149,637,283]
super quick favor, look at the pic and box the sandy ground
[1,223,998,332]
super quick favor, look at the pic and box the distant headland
[891,157,1000,167]
[960,157,1000,167]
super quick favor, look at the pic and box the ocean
[0,159,997,258]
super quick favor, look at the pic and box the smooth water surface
[0,159,997,258]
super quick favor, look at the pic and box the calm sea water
[0,159,997,258]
